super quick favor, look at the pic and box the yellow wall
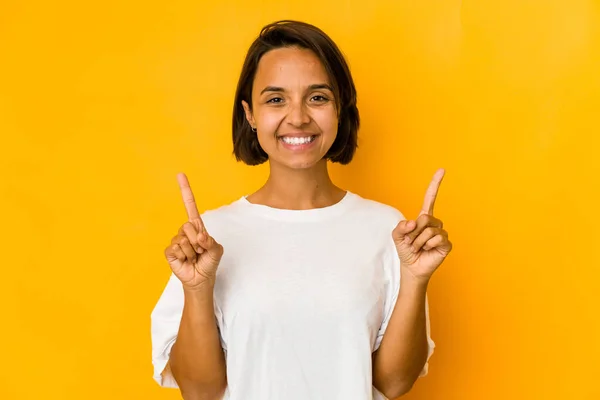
[1,1,598,399]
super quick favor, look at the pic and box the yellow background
[1,1,599,399]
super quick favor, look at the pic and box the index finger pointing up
[177,172,200,220]
[420,168,446,216]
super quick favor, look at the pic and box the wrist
[400,267,431,289]
[182,273,217,292]
[183,280,215,298]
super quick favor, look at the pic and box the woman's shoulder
[199,195,246,221]
[349,191,406,224]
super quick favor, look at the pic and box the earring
[251,126,257,133]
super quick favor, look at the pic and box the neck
[247,160,345,210]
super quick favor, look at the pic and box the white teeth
[281,136,315,145]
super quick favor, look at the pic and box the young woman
[151,20,452,400]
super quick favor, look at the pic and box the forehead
[253,46,331,88]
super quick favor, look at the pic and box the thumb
[392,219,416,244]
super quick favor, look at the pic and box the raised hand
[164,173,224,290]
[392,168,453,282]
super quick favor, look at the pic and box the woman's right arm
[169,283,227,399]
[162,173,227,399]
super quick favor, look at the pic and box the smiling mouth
[278,135,318,145]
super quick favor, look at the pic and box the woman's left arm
[373,168,453,398]
[372,274,430,398]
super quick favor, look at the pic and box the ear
[241,100,256,129]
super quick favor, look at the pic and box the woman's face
[242,46,339,170]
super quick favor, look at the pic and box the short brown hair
[232,20,360,165]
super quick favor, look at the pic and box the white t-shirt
[151,191,435,400]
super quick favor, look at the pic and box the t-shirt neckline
[236,190,356,222]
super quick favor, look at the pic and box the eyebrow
[260,84,334,95]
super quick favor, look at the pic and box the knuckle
[170,245,181,257]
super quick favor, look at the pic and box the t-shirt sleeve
[373,238,436,378]
[150,273,228,388]
[150,273,184,388]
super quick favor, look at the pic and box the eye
[266,97,283,104]
[311,95,329,102]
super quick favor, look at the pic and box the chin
[273,157,326,170]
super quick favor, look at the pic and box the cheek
[256,109,283,131]
[315,110,339,137]
[254,114,279,149]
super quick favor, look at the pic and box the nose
[286,101,311,127]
